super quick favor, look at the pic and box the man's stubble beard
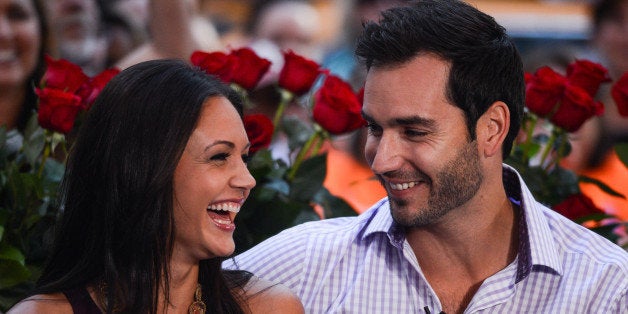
[388,140,484,227]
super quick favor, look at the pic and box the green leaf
[283,116,314,151]
[50,132,65,152]
[262,179,289,196]
[615,143,628,168]
[0,244,25,265]
[290,154,326,201]
[0,259,31,289]
[314,188,357,218]
[578,175,626,199]
[22,112,39,139]
[573,212,615,223]
[587,224,621,243]
[43,158,65,183]
[22,127,45,167]
[0,127,6,148]
[0,226,3,242]
[292,208,321,225]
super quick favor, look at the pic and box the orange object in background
[324,146,386,214]
[579,151,628,221]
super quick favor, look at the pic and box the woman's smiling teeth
[390,181,418,191]
[207,202,241,213]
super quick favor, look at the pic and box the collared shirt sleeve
[223,223,311,293]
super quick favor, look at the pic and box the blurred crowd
[2,0,627,216]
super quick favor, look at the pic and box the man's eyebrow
[361,111,436,128]
[393,116,436,128]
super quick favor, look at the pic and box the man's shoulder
[232,200,389,262]
[536,203,628,269]
[274,200,387,239]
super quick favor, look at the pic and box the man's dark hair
[356,0,524,157]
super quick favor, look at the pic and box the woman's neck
[158,261,200,313]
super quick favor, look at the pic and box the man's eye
[405,129,428,137]
[366,122,382,136]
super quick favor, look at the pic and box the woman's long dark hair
[34,59,248,313]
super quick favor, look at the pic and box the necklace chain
[98,281,205,313]
[188,284,206,314]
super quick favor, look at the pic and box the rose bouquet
[507,59,628,247]
[4,49,628,310]
[191,48,365,252]
[0,48,365,307]
[0,56,118,309]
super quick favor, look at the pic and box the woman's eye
[242,154,251,164]
[209,153,230,161]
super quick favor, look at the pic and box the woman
[8,59,304,313]
[0,0,46,132]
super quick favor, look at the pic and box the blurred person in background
[237,0,322,163]
[561,0,628,220]
[245,0,323,85]
[0,0,47,148]
[8,58,303,314]
[115,0,222,70]
[46,0,221,74]
[589,0,628,151]
[322,0,407,81]
[98,0,150,68]
[46,0,107,75]
[321,0,407,212]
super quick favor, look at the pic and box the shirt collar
[358,165,564,280]
[360,198,395,240]
[503,164,563,281]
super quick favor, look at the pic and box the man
[227,1,628,313]
[46,0,108,75]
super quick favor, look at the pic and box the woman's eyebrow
[204,140,235,152]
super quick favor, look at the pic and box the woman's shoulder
[7,293,73,314]
[243,276,304,314]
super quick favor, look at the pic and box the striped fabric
[226,165,628,313]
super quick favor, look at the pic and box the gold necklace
[188,284,206,314]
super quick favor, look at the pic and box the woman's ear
[477,101,510,158]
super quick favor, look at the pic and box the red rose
[611,71,628,117]
[36,88,84,134]
[550,84,604,132]
[566,59,610,97]
[525,66,567,117]
[230,47,271,90]
[312,75,366,135]
[42,55,88,93]
[243,114,274,154]
[78,68,120,109]
[191,50,238,83]
[553,193,604,221]
[278,50,321,96]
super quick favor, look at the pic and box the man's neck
[405,191,520,313]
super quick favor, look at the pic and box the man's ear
[477,101,510,158]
